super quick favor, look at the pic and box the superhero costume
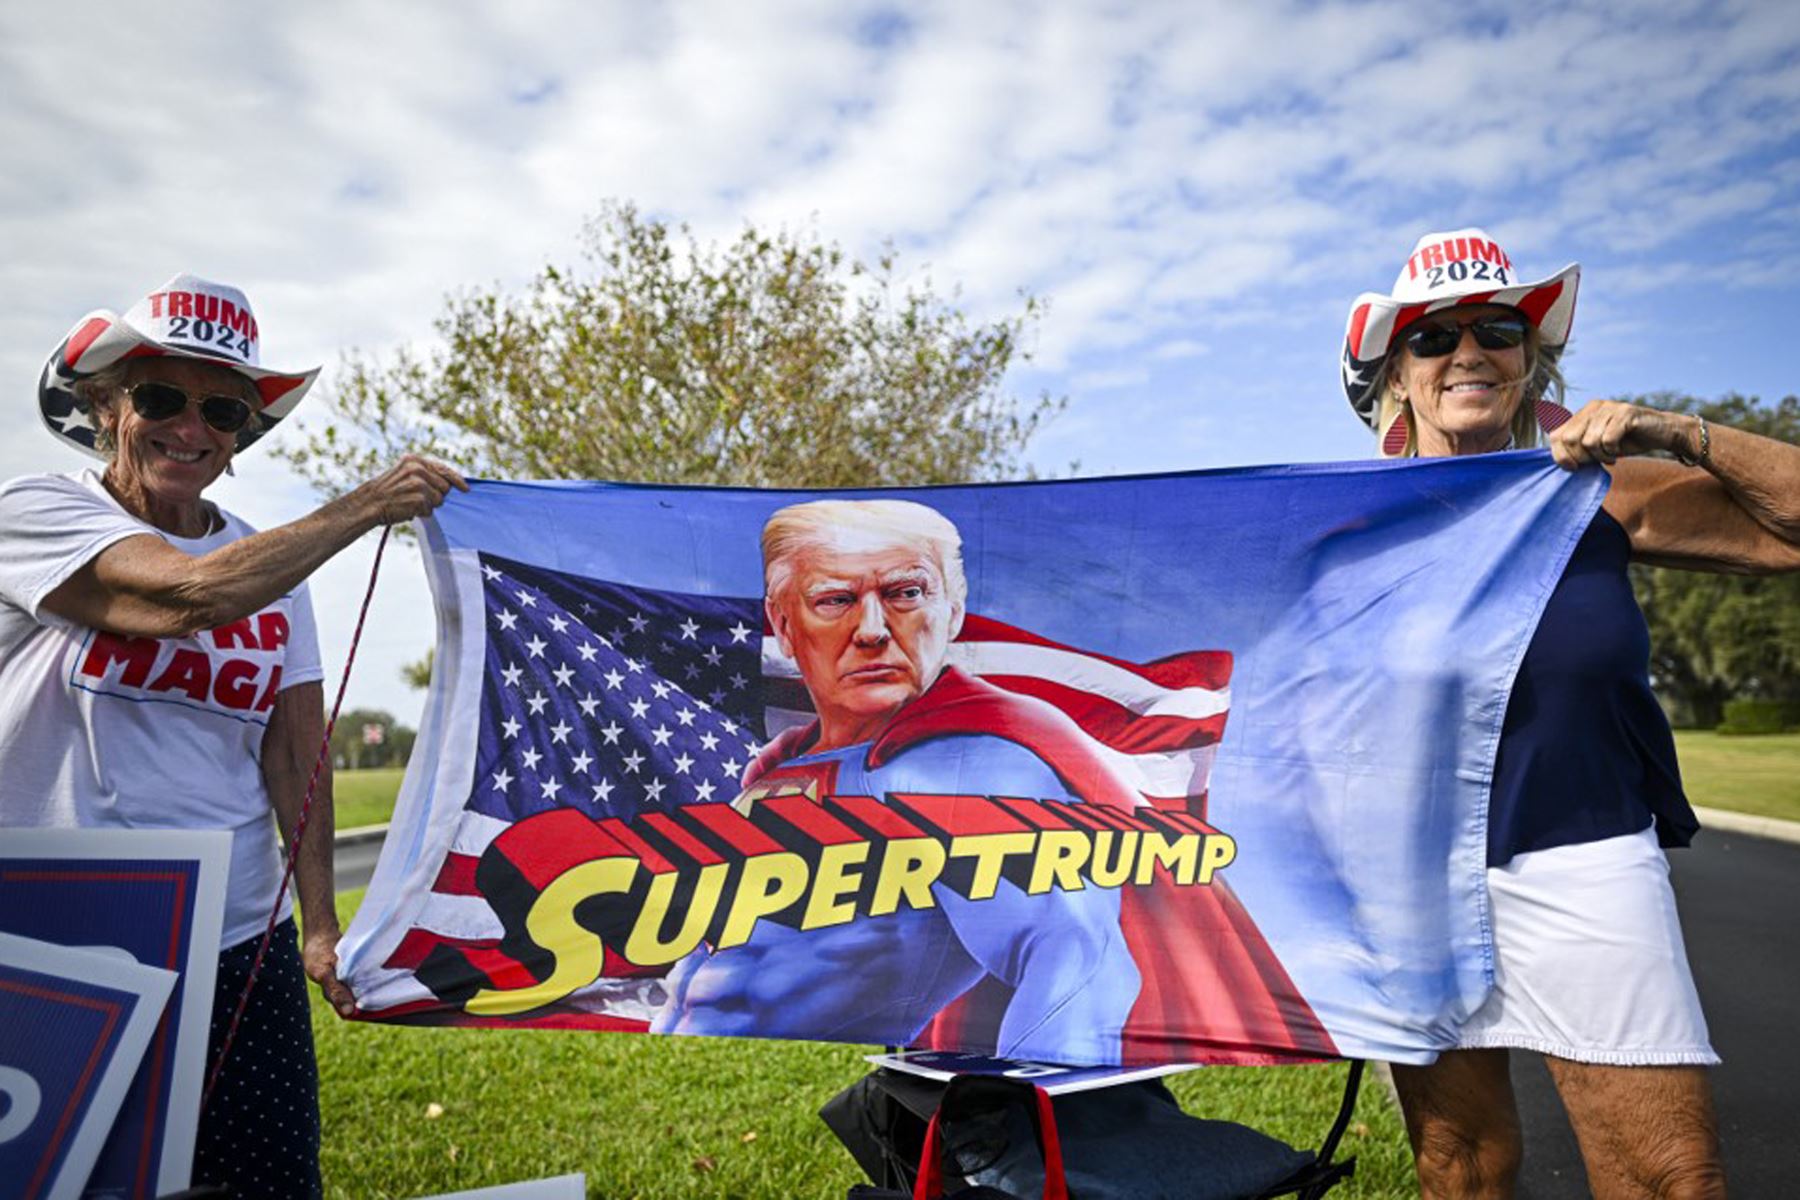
[655,669,1335,1065]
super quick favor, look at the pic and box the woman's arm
[1548,401,1800,573]
[262,680,356,1017]
[40,455,466,638]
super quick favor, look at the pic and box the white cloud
[4,0,1799,718]
[1071,364,1151,392]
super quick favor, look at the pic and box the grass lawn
[1673,730,1800,824]
[340,728,1800,836]
[312,891,1416,1198]
[334,767,407,831]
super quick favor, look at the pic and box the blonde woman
[1342,229,1800,1199]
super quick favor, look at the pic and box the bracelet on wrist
[1675,415,1710,468]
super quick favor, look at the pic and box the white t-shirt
[0,469,324,946]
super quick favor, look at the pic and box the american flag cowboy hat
[38,273,319,459]
[1341,228,1580,445]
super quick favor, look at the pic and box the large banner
[339,454,1605,1066]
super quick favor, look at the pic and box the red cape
[756,669,1338,1065]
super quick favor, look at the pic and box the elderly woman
[0,274,464,1198]
[1342,230,1800,1199]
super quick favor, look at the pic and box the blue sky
[3,0,1797,721]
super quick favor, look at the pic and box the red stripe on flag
[979,674,1226,752]
[956,615,1233,690]
[432,853,482,896]
[384,926,497,972]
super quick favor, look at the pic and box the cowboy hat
[38,272,318,459]
[1341,228,1579,443]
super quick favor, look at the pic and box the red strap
[201,526,391,1114]
[912,1081,1068,1200]
[912,1109,948,1199]
[1032,1086,1068,1199]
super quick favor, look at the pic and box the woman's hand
[303,925,357,1018]
[1549,400,1702,470]
[349,454,470,527]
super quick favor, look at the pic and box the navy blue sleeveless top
[1487,509,1698,866]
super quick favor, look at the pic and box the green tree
[280,202,1061,492]
[330,707,416,770]
[400,649,432,691]
[1629,393,1800,727]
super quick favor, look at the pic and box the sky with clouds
[4,0,1798,724]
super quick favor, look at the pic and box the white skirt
[1457,823,1719,1065]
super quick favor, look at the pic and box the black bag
[823,1063,1365,1200]
[835,1073,1073,1200]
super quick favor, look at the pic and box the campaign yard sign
[338,453,1605,1067]
[0,933,174,1200]
[0,829,228,1198]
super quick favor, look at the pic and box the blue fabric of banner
[339,452,1604,1065]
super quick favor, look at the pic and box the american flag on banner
[376,551,1232,1016]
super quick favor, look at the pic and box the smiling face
[768,531,964,751]
[1391,305,1530,457]
[97,357,254,529]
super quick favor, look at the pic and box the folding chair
[823,1058,1365,1199]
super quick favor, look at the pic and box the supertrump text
[414,794,1238,1016]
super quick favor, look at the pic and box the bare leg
[1391,1049,1521,1199]
[1544,1058,1725,1199]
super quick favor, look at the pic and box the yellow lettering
[1026,830,1090,894]
[869,837,945,916]
[800,842,870,930]
[714,852,810,949]
[466,857,638,1015]
[1135,832,1198,886]
[1089,830,1137,888]
[622,863,728,966]
[1194,834,1237,884]
[948,832,1037,900]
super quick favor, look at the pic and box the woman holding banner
[1342,229,1800,1199]
[0,275,463,1198]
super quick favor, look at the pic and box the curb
[335,823,389,847]
[1694,804,1800,847]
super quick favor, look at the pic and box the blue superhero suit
[652,675,1142,1065]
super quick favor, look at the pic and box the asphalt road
[1511,829,1800,1198]
[334,826,1798,1193]
[336,831,383,892]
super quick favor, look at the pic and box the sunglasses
[1402,315,1528,359]
[127,382,255,434]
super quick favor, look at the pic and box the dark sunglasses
[127,382,255,434]
[1402,315,1528,359]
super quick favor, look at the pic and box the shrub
[1716,698,1788,736]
